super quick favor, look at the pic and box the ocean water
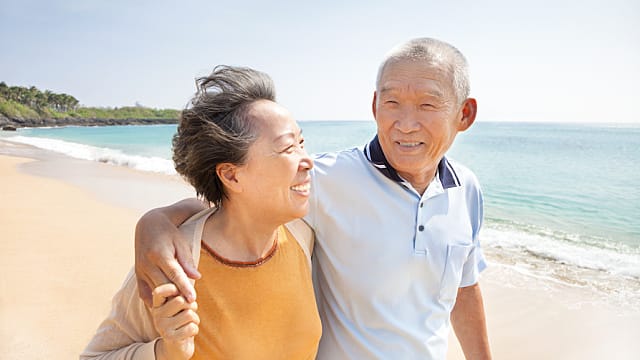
[3,121,639,309]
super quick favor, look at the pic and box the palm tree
[0,82,8,99]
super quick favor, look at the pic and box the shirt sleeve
[80,269,160,360]
[459,179,487,288]
[459,243,487,287]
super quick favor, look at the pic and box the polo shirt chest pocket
[438,243,473,305]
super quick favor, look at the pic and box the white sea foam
[483,224,640,278]
[5,135,176,175]
[482,223,640,311]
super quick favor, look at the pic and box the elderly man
[135,37,491,359]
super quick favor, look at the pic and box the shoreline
[1,117,177,130]
[1,141,639,359]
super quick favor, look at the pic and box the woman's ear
[216,163,243,193]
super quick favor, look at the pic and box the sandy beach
[1,140,639,359]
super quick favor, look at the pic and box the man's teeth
[398,142,421,147]
[291,183,310,192]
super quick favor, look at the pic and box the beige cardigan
[80,209,314,360]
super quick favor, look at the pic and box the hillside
[0,82,179,129]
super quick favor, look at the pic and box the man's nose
[394,109,420,133]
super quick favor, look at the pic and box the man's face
[373,59,474,188]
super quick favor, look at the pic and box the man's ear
[216,163,242,193]
[371,91,378,118]
[458,98,477,132]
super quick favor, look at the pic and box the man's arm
[450,283,492,360]
[135,198,207,306]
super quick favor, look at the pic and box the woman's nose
[299,149,314,170]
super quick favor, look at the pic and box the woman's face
[234,100,313,223]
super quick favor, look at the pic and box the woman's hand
[151,283,200,360]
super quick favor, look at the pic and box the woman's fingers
[162,310,200,341]
[152,283,180,308]
[154,296,197,318]
[151,283,199,342]
[171,321,200,340]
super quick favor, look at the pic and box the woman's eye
[281,144,296,153]
[281,138,304,153]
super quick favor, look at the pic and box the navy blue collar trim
[364,136,461,189]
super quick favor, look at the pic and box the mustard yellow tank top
[192,225,321,359]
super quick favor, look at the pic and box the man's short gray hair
[376,37,470,104]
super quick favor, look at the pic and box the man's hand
[135,198,207,306]
[151,284,200,360]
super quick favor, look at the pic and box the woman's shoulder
[283,219,314,268]
[179,207,217,266]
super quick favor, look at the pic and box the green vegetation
[69,106,179,120]
[0,81,179,122]
[0,98,41,119]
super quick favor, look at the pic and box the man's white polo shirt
[305,137,486,359]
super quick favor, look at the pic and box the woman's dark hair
[172,65,276,207]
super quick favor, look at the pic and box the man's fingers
[175,238,201,281]
[137,244,197,304]
[160,259,197,303]
[144,263,172,287]
[136,252,172,306]
[137,278,153,307]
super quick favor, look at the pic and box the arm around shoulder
[138,198,208,230]
[135,198,207,305]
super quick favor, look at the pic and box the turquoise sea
[2,121,639,308]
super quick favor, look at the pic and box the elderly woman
[81,66,321,359]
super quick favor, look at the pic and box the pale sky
[1,0,638,123]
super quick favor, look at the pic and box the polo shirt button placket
[414,200,428,255]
